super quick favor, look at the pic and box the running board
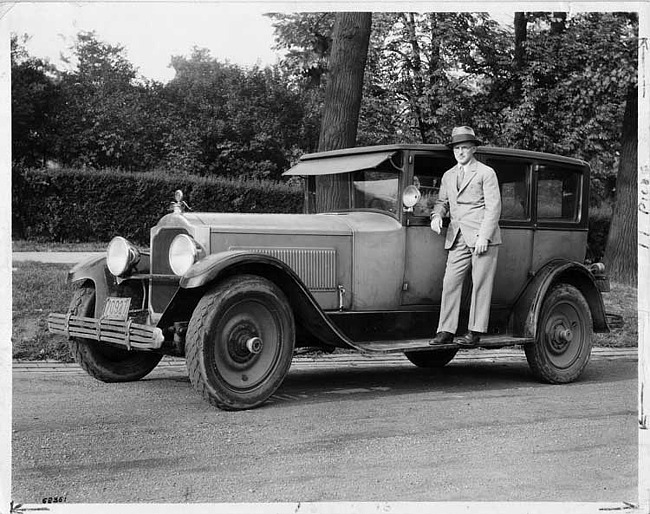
[354,335,535,354]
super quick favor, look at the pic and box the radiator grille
[230,247,337,291]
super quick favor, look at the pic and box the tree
[315,12,372,212]
[500,13,635,158]
[11,34,59,166]
[164,47,316,178]
[54,31,147,169]
[266,12,335,88]
[512,12,527,101]
[603,84,637,284]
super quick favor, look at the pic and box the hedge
[12,167,303,245]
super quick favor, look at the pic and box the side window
[352,169,399,214]
[537,166,581,221]
[487,159,530,221]
[411,154,456,217]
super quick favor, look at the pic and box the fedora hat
[447,126,481,148]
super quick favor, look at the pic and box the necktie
[457,166,465,189]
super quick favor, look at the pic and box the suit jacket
[432,159,502,249]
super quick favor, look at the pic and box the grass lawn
[12,262,77,362]
[11,261,638,362]
[12,240,109,252]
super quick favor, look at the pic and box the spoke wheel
[68,285,162,382]
[186,275,295,410]
[525,284,593,384]
[404,348,458,368]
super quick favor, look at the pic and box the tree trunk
[402,13,428,143]
[603,84,638,285]
[315,12,372,212]
[512,12,527,100]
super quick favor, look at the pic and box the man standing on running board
[429,126,502,347]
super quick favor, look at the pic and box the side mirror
[402,185,421,212]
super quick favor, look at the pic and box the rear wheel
[185,275,295,410]
[524,284,593,384]
[404,348,458,368]
[68,285,162,382]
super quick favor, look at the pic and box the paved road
[12,349,637,505]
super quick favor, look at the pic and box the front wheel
[404,348,458,368]
[68,285,162,382]
[524,284,593,384]
[185,275,295,410]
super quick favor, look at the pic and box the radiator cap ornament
[170,189,191,213]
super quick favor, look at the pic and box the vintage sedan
[48,144,617,410]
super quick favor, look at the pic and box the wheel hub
[555,326,573,344]
[548,321,572,353]
[227,323,261,363]
[246,337,263,354]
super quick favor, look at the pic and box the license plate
[102,297,131,320]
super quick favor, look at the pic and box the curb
[12,347,637,373]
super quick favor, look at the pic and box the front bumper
[47,313,164,350]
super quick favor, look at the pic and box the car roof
[299,144,589,168]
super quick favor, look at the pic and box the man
[429,126,502,346]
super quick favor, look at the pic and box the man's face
[453,143,476,166]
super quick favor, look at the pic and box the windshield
[351,170,399,214]
[304,152,402,215]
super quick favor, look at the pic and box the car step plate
[355,335,535,353]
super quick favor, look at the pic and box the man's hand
[475,236,489,255]
[430,214,442,234]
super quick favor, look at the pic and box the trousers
[436,232,499,334]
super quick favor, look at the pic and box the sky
[3,2,531,83]
[6,2,284,82]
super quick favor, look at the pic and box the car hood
[156,211,401,236]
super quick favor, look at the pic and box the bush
[12,166,303,245]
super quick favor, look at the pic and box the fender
[511,259,608,339]
[158,251,357,350]
[67,255,115,319]
[67,253,150,319]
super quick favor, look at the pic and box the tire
[68,285,162,382]
[404,348,458,368]
[524,284,593,384]
[185,275,295,410]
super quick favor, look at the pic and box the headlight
[106,237,140,277]
[169,234,202,276]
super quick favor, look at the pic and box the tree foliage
[164,47,316,178]
[11,34,58,167]
[267,12,335,88]
[499,14,636,164]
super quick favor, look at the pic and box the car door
[401,151,455,306]
[531,162,589,269]
[483,156,534,309]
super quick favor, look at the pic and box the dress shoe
[457,331,481,347]
[429,331,454,345]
